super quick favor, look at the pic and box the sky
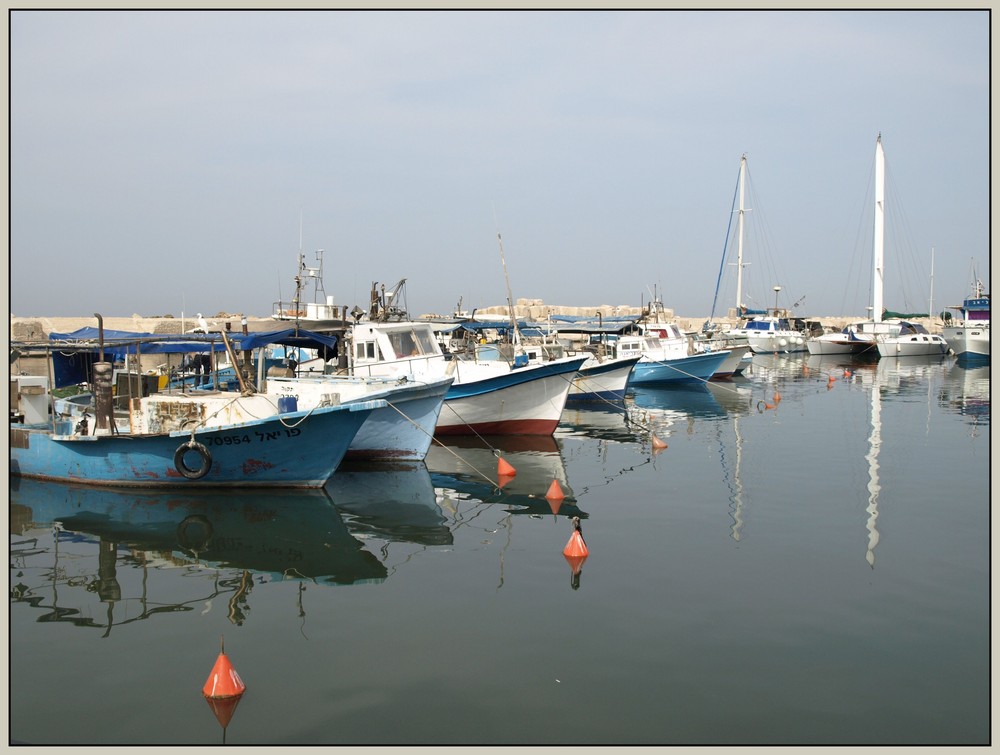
[8,9,991,321]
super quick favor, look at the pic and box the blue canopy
[42,327,342,388]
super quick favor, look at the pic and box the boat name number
[204,428,302,446]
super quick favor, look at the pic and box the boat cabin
[350,321,447,377]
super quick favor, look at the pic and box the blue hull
[9,400,383,488]
[628,350,729,385]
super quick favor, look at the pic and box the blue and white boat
[616,332,729,385]
[566,354,640,403]
[943,277,990,362]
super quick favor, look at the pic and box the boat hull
[806,335,879,356]
[435,356,587,436]
[707,347,749,379]
[267,376,453,461]
[628,350,729,385]
[567,355,639,402]
[876,335,949,358]
[942,324,990,362]
[9,400,382,488]
[746,331,808,354]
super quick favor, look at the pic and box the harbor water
[8,354,990,745]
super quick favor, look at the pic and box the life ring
[174,440,212,480]
[177,514,213,552]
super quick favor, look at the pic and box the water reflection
[938,361,990,428]
[425,435,584,519]
[557,402,638,444]
[9,478,390,632]
[326,462,453,547]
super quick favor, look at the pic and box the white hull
[435,360,583,435]
[567,355,638,400]
[267,375,453,461]
[746,331,808,354]
[876,333,949,358]
[943,324,990,360]
[806,333,878,356]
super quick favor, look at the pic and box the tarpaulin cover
[44,327,341,388]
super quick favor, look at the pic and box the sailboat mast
[873,134,885,324]
[736,154,747,313]
[929,247,935,323]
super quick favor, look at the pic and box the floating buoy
[843,369,852,378]
[203,637,245,700]
[563,517,588,583]
[545,479,564,501]
[651,434,668,450]
[497,456,517,478]
[773,391,782,403]
[563,516,589,558]
[205,694,242,730]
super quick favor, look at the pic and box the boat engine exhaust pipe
[92,313,113,434]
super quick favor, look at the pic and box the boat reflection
[325,461,453,546]
[9,477,386,633]
[557,401,640,444]
[875,353,950,399]
[747,352,809,379]
[938,361,990,428]
[424,435,585,518]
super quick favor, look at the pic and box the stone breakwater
[9,304,866,343]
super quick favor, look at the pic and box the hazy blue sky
[9,9,990,320]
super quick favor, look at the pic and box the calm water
[9,354,990,745]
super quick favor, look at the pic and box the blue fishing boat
[10,394,384,488]
[616,333,729,385]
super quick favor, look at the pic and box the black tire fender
[174,440,212,480]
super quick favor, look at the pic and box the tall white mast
[873,134,885,324]
[736,153,747,312]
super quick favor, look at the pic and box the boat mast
[493,205,523,351]
[873,134,885,324]
[736,153,747,314]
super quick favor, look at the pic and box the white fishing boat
[567,353,641,403]
[943,275,990,362]
[348,281,587,436]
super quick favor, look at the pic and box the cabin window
[388,331,419,358]
[355,342,378,360]
[414,329,437,354]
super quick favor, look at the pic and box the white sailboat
[711,154,808,355]
[809,134,905,357]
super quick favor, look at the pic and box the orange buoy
[497,472,516,489]
[764,402,775,410]
[843,369,852,378]
[205,694,242,729]
[497,456,517,478]
[203,639,245,700]
[563,517,588,583]
[545,478,565,502]
[563,516,589,558]
[773,391,782,403]
[651,434,668,450]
